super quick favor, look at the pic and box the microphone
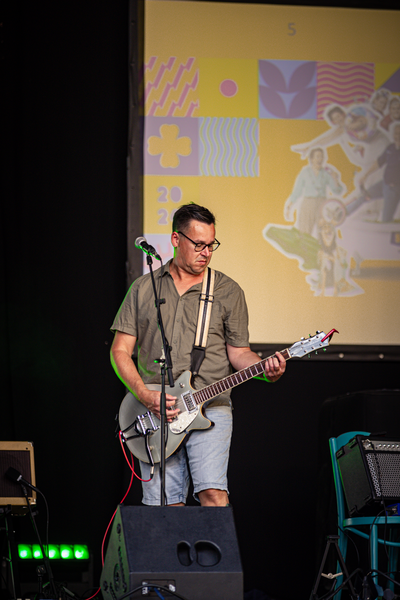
[6,467,39,493]
[135,236,161,261]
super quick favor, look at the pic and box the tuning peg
[301,337,305,341]
[315,351,318,355]
[323,348,326,352]
[308,354,311,359]
[316,330,321,334]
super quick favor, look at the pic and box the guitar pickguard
[170,406,199,434]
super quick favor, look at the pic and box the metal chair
[330,431,400,598]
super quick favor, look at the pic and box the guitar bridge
[135,412,159,436]
[121,412,159,440]
[182,391,196,413]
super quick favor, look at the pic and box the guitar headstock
[289,329,338,359]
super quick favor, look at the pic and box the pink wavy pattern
[316,62,374,119]
[145,57,198,116]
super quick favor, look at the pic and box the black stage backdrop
[1,3,399,600]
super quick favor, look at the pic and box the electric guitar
[119,329,338,464]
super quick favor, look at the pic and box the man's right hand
[140,389,180,422]
[111,332,181,423]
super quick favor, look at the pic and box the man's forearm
[111,349,147,400]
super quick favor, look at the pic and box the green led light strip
[18,544,89,560]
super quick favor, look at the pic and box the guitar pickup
[181,391,197,413]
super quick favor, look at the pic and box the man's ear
[171,231,179,248]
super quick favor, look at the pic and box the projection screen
[136,0,400,349]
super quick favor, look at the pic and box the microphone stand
[146,254,174,506]
[21,485,58,599]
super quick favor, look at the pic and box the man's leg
[186,405,233,506]
[139,445,190,506]
[198,489,229,506]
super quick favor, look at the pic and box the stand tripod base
[311,535,358,600]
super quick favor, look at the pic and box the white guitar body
[119,370,212,464]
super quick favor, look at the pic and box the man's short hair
[172,203,216,233]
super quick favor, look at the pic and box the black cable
[111,583,191,600]
[339,526,361,568]
[369,568,400,590]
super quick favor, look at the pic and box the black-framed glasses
[178,231,220,252]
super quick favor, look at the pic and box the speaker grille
[366,452,400,498]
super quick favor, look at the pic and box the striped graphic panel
[316,62,375,119]
[145,57,199,117]
[199,118,259,177]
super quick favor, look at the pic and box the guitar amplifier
[0,442,36,514]
[336,435,400,516]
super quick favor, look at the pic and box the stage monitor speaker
[0,441,36,514]
[337,435,400,516]
[101,505,243,600]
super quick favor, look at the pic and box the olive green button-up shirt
[111,260,250,406]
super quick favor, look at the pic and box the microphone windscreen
[6,466,21,482]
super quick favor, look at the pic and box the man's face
[172,220,216,275]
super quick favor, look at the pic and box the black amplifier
[336,435,400,516]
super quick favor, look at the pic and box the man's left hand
[264,351,286,382]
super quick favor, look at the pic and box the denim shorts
[139,405,233,505]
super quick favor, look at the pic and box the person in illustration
[358,122,400,222]
[292,103,390,169]
[291,106,347,159]
[370,88,390,117]
[380,97,400,132]
[316,218,351,296]
[284,147,343,237]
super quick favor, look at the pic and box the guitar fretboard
[192,348,291,405]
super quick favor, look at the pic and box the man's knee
[198,488,228,506]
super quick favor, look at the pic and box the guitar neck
[192,348,291,406]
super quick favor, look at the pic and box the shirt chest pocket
[208,301,224,333]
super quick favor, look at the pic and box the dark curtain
[1,0,130,589]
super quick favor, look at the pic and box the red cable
[84,431,153,600]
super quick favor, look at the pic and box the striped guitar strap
[190,267,215,379]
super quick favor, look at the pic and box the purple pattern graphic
[380,68,400,93]
[259,60,317,120]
